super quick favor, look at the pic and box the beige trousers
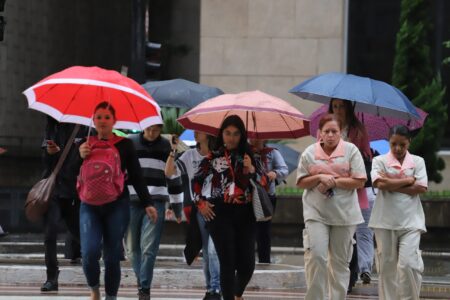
[303,221,356,300]
[374,229,423,300]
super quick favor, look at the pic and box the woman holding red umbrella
[77,102,157,300]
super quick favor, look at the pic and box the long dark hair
[328,98,364,136]
[215,115,253,157]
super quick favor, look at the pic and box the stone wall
[199,0,345,117]
[0,0,131,186]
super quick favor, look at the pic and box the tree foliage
[392,0,447,183]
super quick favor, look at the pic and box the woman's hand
[198,200,215,221]
[171,135,179,151]
[145,206,158,223]
[243,154,255,173]
[267,171,277,181]
[317,182,329,194]
[319,174,336,189]
[79,142,91,159]
[165,209,182,224]
[46,140,60,155]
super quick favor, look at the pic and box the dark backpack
[77,136,125,205]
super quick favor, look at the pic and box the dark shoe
[138,289,150,300]
[69,257,81,265]
[360,272,371,284]
[0,232,8,238]
[40,280,58,292]
[204,290,221,300]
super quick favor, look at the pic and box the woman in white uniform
[369,125,427,300]
[297,114,366,300]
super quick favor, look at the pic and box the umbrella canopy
[309,104,428,141]
[177,90,310,139]
[142,79,224,109]
[23,66,162,130]
[266,143,300,174]
[289,72,420,120]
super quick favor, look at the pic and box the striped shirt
[127,133,183,217]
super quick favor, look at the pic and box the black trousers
[208,202,256,300]
[256,195,277,263]
[43,196,80,279]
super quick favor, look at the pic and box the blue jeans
[127,201,166,290]
[79,195,130,297]
[197,211,221,292]
[356,187,376,274]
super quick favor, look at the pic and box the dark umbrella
[266,143,300,174]
[142,79,224,109]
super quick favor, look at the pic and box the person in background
[77,102,157,300]
[193,115,266,300]
[328,98,375,289]
[249,139,288,264]
[369,125,427,300]
[165,131,221,300]
[126,123,183,300]
[297,114,365,300]
[40,116,88,292]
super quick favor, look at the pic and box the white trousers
[374,229,423,300]
[303,221,356,300]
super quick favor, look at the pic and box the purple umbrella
[309,104,428,141]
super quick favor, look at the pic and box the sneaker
[360,272,371,284]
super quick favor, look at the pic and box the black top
[42,117,89,199]
[75,135,154,207]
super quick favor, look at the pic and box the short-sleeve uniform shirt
[369,151,427,232]
[296,140,366,226]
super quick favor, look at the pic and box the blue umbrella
[289,72,420,120]
[266,143,300,174]
[142,79,224,109]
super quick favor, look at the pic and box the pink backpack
[77,136,125,205]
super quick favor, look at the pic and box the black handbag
[250,178,273,222]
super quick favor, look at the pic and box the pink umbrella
[23,66,162,130]
[177,90,310,139]
[309,104,428,141]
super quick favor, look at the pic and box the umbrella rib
[120,90,142,128]
[278,113,296,139]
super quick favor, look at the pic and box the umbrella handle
[86,115,94,146]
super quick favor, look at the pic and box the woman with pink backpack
[76,101,158,300]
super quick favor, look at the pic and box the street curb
[0,265,306,290]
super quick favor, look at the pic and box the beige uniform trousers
[374,229,423,300]
[303,220,356,300]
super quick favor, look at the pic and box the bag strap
[52,124,81,176]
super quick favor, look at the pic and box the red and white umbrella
[177,90,310,139]
[23,66,162,130]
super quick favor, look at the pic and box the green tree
[392,0,447,183]
[160,107,187,135]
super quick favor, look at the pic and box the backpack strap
[87,135,124,147]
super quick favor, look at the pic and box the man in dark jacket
[40,116,88,292]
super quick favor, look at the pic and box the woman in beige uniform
[369,125,427,300]
[297,114,366,300]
